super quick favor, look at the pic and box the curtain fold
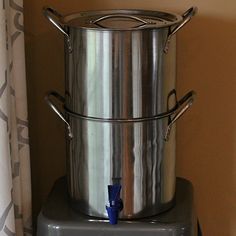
[0,0,32,235]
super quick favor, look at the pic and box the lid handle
[91,14,155,28]
[164,6,198,53]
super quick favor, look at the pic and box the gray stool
[37,177,197,236]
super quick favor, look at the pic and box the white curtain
[0,0,32,235]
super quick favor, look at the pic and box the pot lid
[61,9,183,30]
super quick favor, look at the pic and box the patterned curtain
[0,0,32,235]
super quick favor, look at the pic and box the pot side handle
[164,6,198,53]
[164,90,196,141]
[45,91,73,139]
[43,7,72,52]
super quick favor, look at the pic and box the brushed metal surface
[43,7,197,219]
[45,88,195,219]
[61,27,177,219]
[66,115,176,219]
[65,28,176,119]
[62,28,177,218]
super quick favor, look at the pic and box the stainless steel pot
[43,6,197,219]
[45,89,195,219]
[43,7,197,119]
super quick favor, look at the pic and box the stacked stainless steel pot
[43,6,197,219]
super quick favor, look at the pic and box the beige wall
[24,0,236,235]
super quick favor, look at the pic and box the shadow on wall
[25,28,66,225]
[176,15,236,236]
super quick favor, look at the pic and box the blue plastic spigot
[106,184,123,225]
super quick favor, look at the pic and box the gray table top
[37,177,196,236]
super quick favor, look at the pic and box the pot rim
[63,103,179,123]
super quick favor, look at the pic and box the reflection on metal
[43,6,197,220]
[45,89,194,219]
